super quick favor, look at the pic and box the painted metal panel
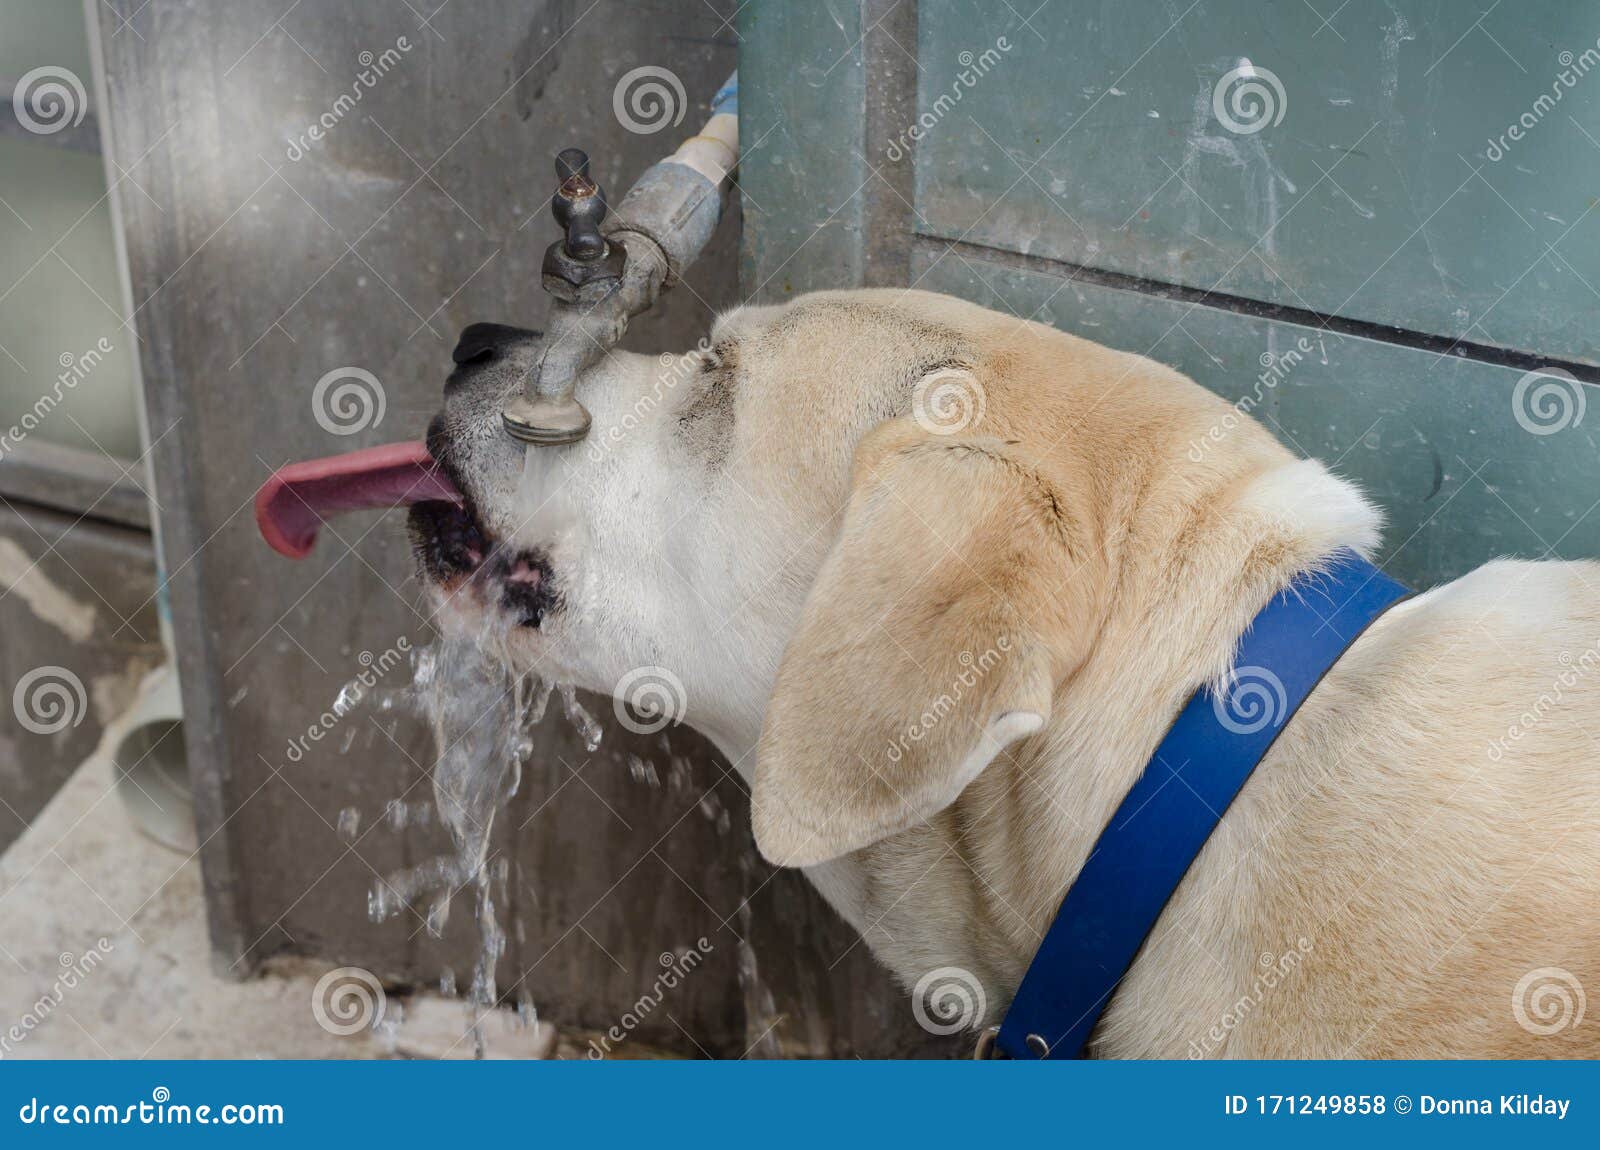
[914,247,1600,586]
[737,0,869,300]
[915,1,1600,365]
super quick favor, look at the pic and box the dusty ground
[0,747,671,1060]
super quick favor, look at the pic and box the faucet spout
[501,238,667,444]
[503,72,739,446]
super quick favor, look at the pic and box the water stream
[340,619,557,1053]
[332,605,782,1058]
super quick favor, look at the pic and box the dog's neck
[718,448,1383,1033]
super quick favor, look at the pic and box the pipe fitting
[502,71,739,447]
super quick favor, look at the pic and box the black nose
[451,322,542,366]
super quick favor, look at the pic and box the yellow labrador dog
[264,288,1600,1057]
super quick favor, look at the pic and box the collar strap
[993,551,1410,1059]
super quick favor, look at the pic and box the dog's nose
[451,322,541,366]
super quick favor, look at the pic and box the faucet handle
[554,147,590,185]
[552,148,607,262]
[542,146,626,298]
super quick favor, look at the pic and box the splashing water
[337,613,598,1054]
[627,754,660,788]
[324,557,782,1057]
[738,919,785,1057]
[737,857,785,1058]
[559,683,602,751]
[419,629,528,877]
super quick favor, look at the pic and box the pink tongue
[255,441,462,559]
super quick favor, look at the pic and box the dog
[410,289,1600,1058]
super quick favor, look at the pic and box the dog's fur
[419,289,1600,1057]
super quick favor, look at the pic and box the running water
[345,615,577,1053]
[332,564,785,1057]
[512,446,582,554]
[737,855,786,1059]
[326,449,592,1053]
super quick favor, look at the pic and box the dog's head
[415,290,1098,869]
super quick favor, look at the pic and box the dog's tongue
[255,441,462,559]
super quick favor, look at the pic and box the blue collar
[990,551,1410,1060]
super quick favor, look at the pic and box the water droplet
[628,755,660,788]
[332,681,362,718]
[560,684,603,751]
[411,646,436,687]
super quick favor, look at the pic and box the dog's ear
[752,419,1097,867]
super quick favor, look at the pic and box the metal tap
[502,72,739,447]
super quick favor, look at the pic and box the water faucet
[502,73,739,446]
